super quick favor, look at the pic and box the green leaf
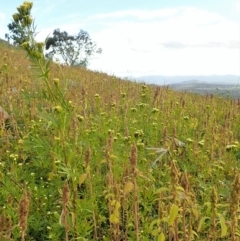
[168,204,179,226]
[191,207,199,219]
[176,186,185,192]
[155,187,170,194]
[150,219,159,230]
[151,228,159,236]
[158,233,165,241]
[109,201,120,224]
[197,216,210,232]
[79,173,87,185]
[203,202,211,215]
[235,229,240,237]
[218,214,228,237]
[191,230,199,238]
[110,213,119,224]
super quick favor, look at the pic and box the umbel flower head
[23,15,33,26]
[17,1,33,16]
[14,2,33,28]
[21,41,30,50]
[12,13,21,23]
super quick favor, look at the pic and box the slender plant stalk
[130,143,140,241]
[170,160,179,241]
[180,172,189,241]
[61,182,70,241]
[210,187,218,241]
[85,147,98,240]
[230,174,240,241]
[19,191,29,241]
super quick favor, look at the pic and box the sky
[0,0,240,79]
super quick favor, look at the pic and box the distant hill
[169,79,240,99]
[0,38,11,46]
[173,79,207,85]
[136,75,240,85]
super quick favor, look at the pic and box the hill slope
[1,43,240,240]
[0,37,11,46]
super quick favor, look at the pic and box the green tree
[5,1,34,45]
[45,29,102,67]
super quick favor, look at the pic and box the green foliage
[5,1,34,45]
[45,29,102,67]
[0,1,240,240]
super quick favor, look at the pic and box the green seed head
[94,94,100,98]
[53,78,59,86]
[77,115,84,122]
[21,41,30,50]
[121,92,126,98]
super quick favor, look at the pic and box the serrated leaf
[158,233,165,241]
[168,204,179,226]
[79,173,87,185]
[123,181,134,194]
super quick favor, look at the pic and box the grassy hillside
[0,41,240,240]
[0,38,11,46]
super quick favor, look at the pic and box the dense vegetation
[1,39,240,240]
[0,2,240,240]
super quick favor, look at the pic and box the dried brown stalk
[19,191,30,241]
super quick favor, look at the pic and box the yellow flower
[12,13,20,23]
[24,15,32,25]
[54,106,62,113]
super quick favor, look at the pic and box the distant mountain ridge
[172,79,207,85]
[168,79,240,99]
[133,76,240,99]
[136,75,240,85]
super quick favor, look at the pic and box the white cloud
[92,8,179,20]
[87,7,239,76]
[236,1,240,13]
[33,6,239,77]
